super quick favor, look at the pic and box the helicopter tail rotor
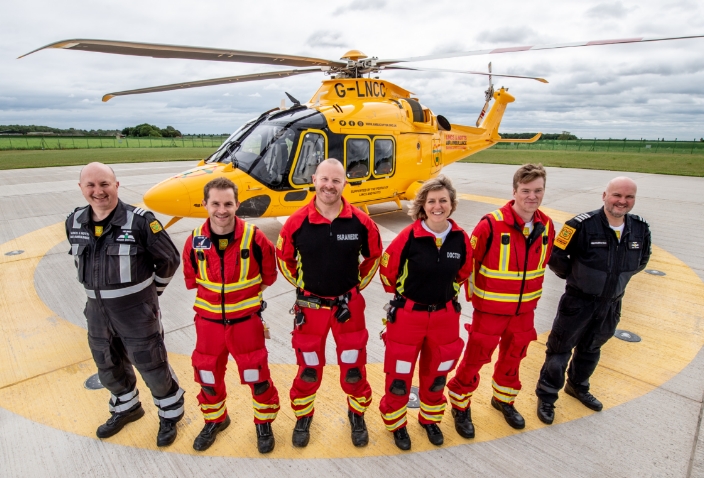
[476,62,495,127]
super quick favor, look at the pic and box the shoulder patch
[380,252,390,267]
[149,220,163,234]
[554,224,576,250]
[470,235,478,249]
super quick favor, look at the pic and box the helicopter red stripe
[490,46,533,54]
[586,38,643,46]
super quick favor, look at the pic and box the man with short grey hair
[66,162,184,446]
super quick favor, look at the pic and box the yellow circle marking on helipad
[0,196,702,458]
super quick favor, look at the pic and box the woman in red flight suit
[378,175,473,450]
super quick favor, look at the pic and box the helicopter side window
[292,132,325,185]
[249,128,294,186]
[373,138,394,176]
[345,138,370,179]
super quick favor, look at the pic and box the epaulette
[573,211,595,223]
[67,205,87,218]
[631,214,649,226]
[132,207,149,217]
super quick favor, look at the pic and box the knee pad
[390,379,407,396]
[292,332,325,368]
[87,335,116,369]
[201,386,216,396]
[253,380,270,396]
[429,376,446,392]
[124,333,166,371]
[300,367,318,383]
[234,348,271,384]
[344,367,362,384]
[336,329,369,366]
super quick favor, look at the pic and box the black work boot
[255,422,275,454]
[491,397,525,429]
[564,382,603,411]
[193,415,231,451]
[392,426,411,450]
[292,416,313,448]
[156,417,178,447]
[537,398,555,425]
[348,411,369,447]
[421,422,444,446]
[96,405,145,439]
[451,407,475,438]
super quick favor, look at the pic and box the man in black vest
[66,162,184,446]
[536,177,651,424]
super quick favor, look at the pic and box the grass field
[460,149,704,177]
[0,148,217,170]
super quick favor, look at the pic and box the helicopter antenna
[285,92,301,106]
[476,62,494,127]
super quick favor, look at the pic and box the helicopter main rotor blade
[386,66,548,83]
[101,68,321,102]
[19,39,345,69]
[378,34,704,65]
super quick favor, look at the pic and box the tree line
[0,123,182,137]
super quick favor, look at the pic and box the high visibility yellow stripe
[196,275,262,293]
[478,265,545,280]
[253,410,278,421]
[419,410,443,422]
[473,285,543,303]
[200,399,225,410]
[396,260,410,294]
[499,233,510,271]
[538,221,550,269]
[203,407,227,420]
[449,396,470,408]
[295,252,305,288]
[238,223,255,282]
[492,380,519,396]
[492,390,516,403]
[490,209,504,222]
[384,415,407,431]
[358,257,380,289]
[381,406,407,421]
[448,390,471,401]
[380,274,391,286]
[420,402,446,412]
[349,398,368,414]
[277,257,298,286]
[293,402,314,417]
[194,294,262,314]
[291,394,316,406]
[252,398,280,410]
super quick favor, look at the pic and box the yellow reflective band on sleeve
[490,209,504,222]
[380,274,391,286]
[277,257,298,286]
[396,260,410,295]
[478,265,545,280]
[472,285,543,303]
[358,257,380,290]
[499,233,510,271]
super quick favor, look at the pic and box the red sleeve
[182,234,197,290]
[254,228,277,287]
[275,213,302,288]
[463,217,491,301]
[455,229,474,286]
[357,211,383,290]
[378,225,412,294]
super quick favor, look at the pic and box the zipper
[220,254,226,322]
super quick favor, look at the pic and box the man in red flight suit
[183,177,280,454]
[447,164,555,432]
[277,158,382,448]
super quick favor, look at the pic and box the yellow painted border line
[0,195,702,458]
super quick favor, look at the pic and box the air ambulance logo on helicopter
[21,34,704,224]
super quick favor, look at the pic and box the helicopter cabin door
[343,135,397,204]
[431,138,443,174]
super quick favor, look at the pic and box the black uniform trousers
[85,288,183,418]
[536,290,621,405]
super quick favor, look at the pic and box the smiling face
[603,177,637,223]
[423,188,452,229]
[512,177,545,221]
[203,187,239,234]
[312,159,346,208]
[79,162,119,219]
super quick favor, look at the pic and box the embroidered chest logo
[116,230,135,242]
[447,252,461,260]
[629,241,641,249]
[193,236,212,249]
[337,233,359,241]
[218,239,228,250]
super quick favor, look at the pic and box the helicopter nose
[143,177,192,217]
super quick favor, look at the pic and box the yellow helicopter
[20,35,704,225]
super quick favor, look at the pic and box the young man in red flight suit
[447,164,555,432]
[183,177,280,454]
[277,158,382,448]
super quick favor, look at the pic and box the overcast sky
[2,0,703,139]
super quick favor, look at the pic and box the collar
[412,218,462,238]
[501,200,547,228]
[306,195,354,224]
[77,200,125,226]
[598,207,631,233]
[203,216,244,240]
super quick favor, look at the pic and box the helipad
[1,162,702,476]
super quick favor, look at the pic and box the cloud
[333,0,386,16]
[476,26,541,44]
[248,92,261,97]
[306,30,347,49]
[584,2,634,19]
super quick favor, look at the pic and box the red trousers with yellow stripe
[447,309,537,409]
[379,300,464,431]
[192,315,280,424]
[290,290,372,418]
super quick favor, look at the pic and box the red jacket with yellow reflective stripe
[469,201,555,316]
[182,217,277,320]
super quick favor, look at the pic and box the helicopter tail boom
[495,133,542,143]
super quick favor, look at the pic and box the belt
[412,302,447,312]
[566,286,622,302]
[85,274,154,299]
[296,288,357,308]
[200,314,255,326]
[394,295,452,313]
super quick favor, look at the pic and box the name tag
[590,240,608,247]
[193,236,212,249]
[447,252,461,260]
[628,241,642,250]
[337,234,359,241]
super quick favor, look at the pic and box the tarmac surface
[0,161,702,477]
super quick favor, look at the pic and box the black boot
[491,397,525,429]
[348,411,369,447]
[565,382,603,411]
[156,417,178,447]
[96,405,145,439]
[421,422,444,446]
[451,408,475,438]
[255,422,275,454]
[392,426,411,450]
[537,398,555,425]
[193,415,231,451]
[292,416,313,448]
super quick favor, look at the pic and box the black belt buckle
[428,304,439,312]
[334,293,351,323]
